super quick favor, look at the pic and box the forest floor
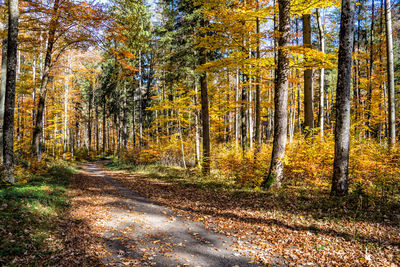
[1,160,399,266]
[70,162,266,266]
[97,161,400,266]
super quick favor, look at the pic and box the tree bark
[3,0,19,183]
[0,21,7,163]
[235,68,240,148]
[366,0,375,137]
[88,83,93,152]
[241,72,248,152]
[138,50,143,147]
[316,9,325,137]
[255,1,262,153]
[384,0,396,147]
[122,85,128,151]
[194,81,200,166]
[199,18,210,175]
[303,14,314,133]
[262,0,291,189]
[331,0,355,196]
[102,101,106,155]
[63,63,69,156]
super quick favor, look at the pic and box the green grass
[0,162,77,266]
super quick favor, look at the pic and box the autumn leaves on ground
[1,159,398,266]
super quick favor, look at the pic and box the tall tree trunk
[316,9,325,137]
[132,87,136,147]
[235,68,240,148]
[32,0,60,159]
[63,64,69,156]
[3,0,19,183]
[303,14,314,133]
[384,0,396,147]
[194,81,200,166]
[367,0,375,137]
[262,0,291,189]
[122,86,128,151]
[295,17,301,133]
[248,73,253,151]
[241,73,248,152]
[255,1,262,153]
[331,0,355,196]
[95,103,99,153]
[138,50,143,147]
[88,83,92,152]
[102,101,106,155]
[199,19,211,175]
[0,20,7,163]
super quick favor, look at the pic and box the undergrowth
[107,135,400,224]
[0,160,77,266]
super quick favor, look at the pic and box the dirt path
[78,162,263,266]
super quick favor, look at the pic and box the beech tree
[331,0,355,196]
[262,0,291,188]
[3,0,19,183]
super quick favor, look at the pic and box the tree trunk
[262,0,291,189]
[199,18,211,175]
[384,0,396,147]
[123,86,128,151]
[88,83,93,152]
[32,0,60,159]
[248,73,253,151]
[241,73,248,152]
[0,21,7,163]
[303,14,314,133]
[194,81,200,166]
[255,2,262,153]
[138,50,143,147]
[366,0,375,137]
[3,0,19,183]
[235,68,240,148]
[102,101,106,155]
[316,9,325,137]
[63,64,69,156]
[331,0,355,196]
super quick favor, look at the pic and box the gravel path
[86,163,263,267]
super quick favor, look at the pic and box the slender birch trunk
[316,9,326,137]
[384,0,396,147]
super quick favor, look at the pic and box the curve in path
[86,163,263,267]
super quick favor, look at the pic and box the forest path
[79,162,262,266]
